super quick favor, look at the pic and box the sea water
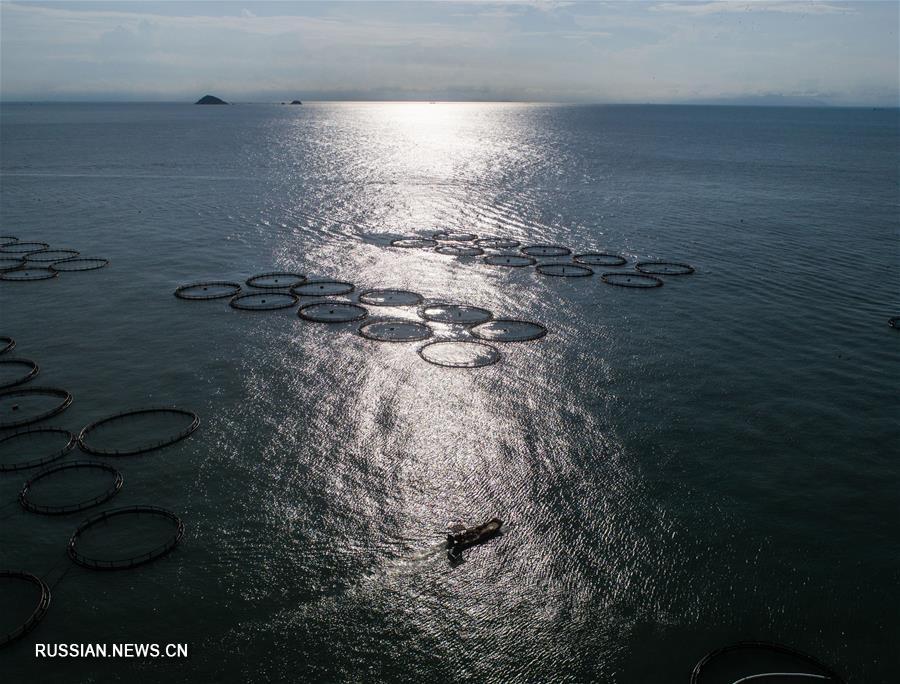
[1,102,898,682]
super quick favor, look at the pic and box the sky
[1,1,897,105]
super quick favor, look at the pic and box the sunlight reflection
[235,101,677,680]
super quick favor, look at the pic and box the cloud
[0,0,894,104]
[651,1,856,15]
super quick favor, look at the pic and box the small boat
[446,517,502,560]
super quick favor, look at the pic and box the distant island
[290,100,303,105]
[195,95,228,105]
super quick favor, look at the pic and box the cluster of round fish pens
[0,335,196,647]
[0,236,109,281]
[391,231,695,288]
[175,273,549,368]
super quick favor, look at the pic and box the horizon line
[1,99,896,109]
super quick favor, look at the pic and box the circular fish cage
[391,237,438,249]
[536,263,593,278]
[574,252,627,267]
[0,268,57,282]
[419,304,493,326]
[476,237,520,250]
[433,231,477,242]
[435,245,484,257]
[0,336,14,354]
[690,641,844,684]
[291,280,355,297]
[0,241,49,254]
[0,428,77,473]
[67,505,184,571]
[49,258,109,272]
[470,319,547,342]
[889,316,899,329]
[601,272,664,289]
[358,289,424,307]
[229,292,298,311]
[635,261,695,275]
[0,257,24,272]
[78,407,199,457]
[0,571,50,648]
[484,254,536,268]
[418,340,501,368]
[0,235,18,245]
[358,319,433,342]
[25,249,79,263]
[19,461,123,515]
[521,244,571,257]
[245,272,306,289]
[298,302,368,323]
[0,387,72,430]
[174,281,241,300]
[0,358,39,389]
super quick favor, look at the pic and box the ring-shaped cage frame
[174,281,241,300]
[0,427,77,473]
[521,244,571,257]
[574,252,627,267]
[25,249,80,263]
[635,260,695,275]
[0,241,49,254]
[601,272,664,288]
[470,319,548,343]
[358,289,424,307]
[49,258,109,272]
[690,640,844,684]
[0,357,39,389]
[0,235,19,245]
[358,319,433,343]
[536,263,594,278]
[0,387,72,430]
[245,272,306,289]
[0,257,25,272]
[0,268,57,282]
[484,254,536,267]
[0,571,50,648]
[432,231,477,242]
[436,245,484,257]
[0,336,14,354]
[391,237,438,249]
[19,460,124,515]
[475,237,520,250]
[298,302,368,323]
[67,505,184,571]
[78,407,199,456]
[419,303,493,326]
[418,340,501,368]
[290,280,355,297]
[229,292,298,311]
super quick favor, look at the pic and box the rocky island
[195,95,228,105]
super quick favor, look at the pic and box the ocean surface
[0,102,897,683]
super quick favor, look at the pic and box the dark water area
[1,102,898,682]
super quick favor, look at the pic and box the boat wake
[368,521,509,580]
[302,525,511,609]
[367,541,449,581]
